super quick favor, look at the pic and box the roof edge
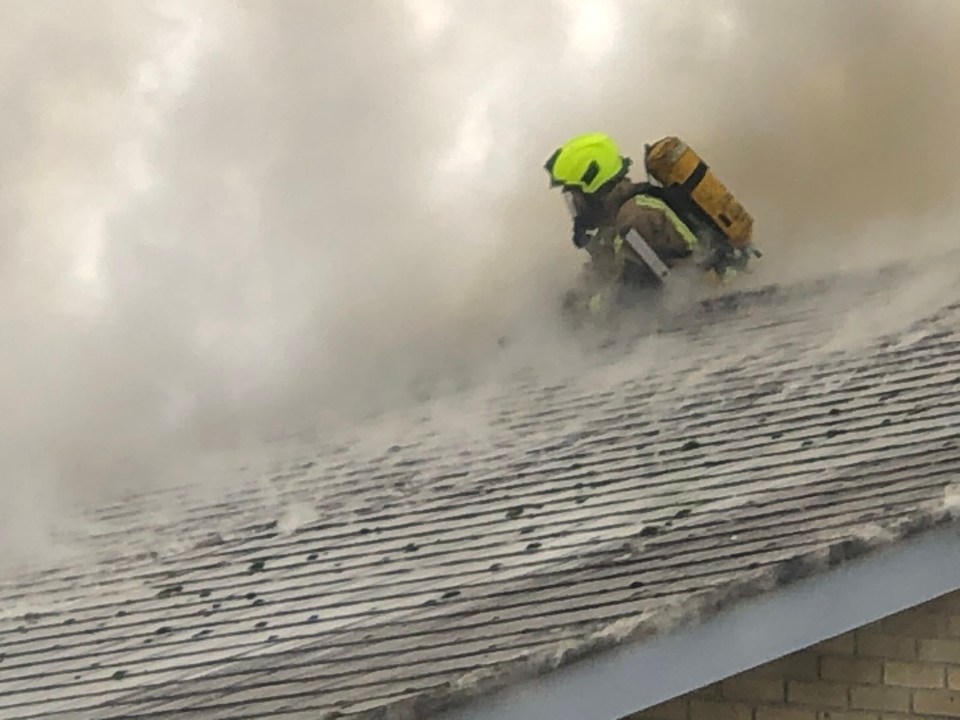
[431,521,960,720]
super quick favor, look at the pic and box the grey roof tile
[3,261,960,718]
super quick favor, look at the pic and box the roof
[3,258,960,720]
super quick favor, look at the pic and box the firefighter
[544,132,700,318]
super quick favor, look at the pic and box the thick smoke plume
[1,0,959,564]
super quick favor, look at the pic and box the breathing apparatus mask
[563,189,602,248]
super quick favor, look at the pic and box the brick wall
[628,589,960,720]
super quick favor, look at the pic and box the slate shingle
[2,261,960,719]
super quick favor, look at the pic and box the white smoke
[2,0,959,569]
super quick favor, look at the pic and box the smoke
[2,0,959,564]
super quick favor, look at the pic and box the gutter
[432,523,960,720]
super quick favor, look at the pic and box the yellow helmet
[544,132,628,194]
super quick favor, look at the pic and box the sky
[2,0,959,566]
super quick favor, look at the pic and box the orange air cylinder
[644,136,753,248]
